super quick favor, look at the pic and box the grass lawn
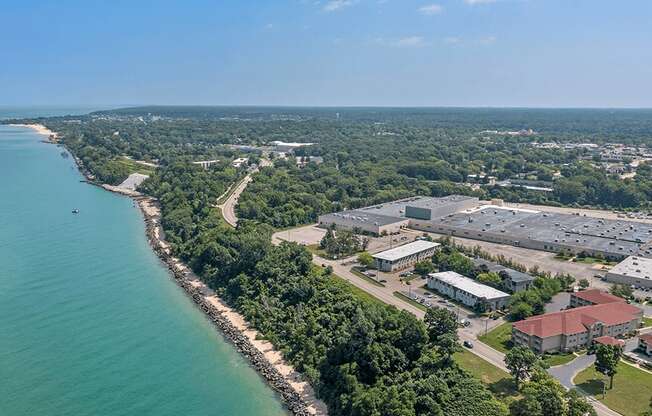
[393,292,428,312]
[479,322,513,353]
[114,157,156,176]
[574,361,652,416]
[324,271,387,308]
[542,352,576,367]
[642,316,652,328]
[572,256,618,266]
[306,244,331,258]
[454,350,519,403]
[350,268,385,287]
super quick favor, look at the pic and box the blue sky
[1,0,651,107]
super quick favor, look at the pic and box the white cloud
[443,36,461,44]
[418,4,443,15]
[323,0,357,12]
[391,36,426,47]
[464,0,497,4]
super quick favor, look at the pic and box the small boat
[72,209,80,214]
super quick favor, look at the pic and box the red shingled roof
[593,336,625,347]
[513,303,641,338]
[572,289,624,305]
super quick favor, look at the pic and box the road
[217,158,271,227]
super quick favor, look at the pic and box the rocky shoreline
[137,197,314,416]
[43,128,317,416]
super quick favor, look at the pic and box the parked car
[463,341,474,348]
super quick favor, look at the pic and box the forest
[3,106,644,415]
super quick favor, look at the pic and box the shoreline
[27,124,326,416]
[10,123,59,141]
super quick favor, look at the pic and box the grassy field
[574,361,652,416]
[115,157,156,176]
[642,316,652,327]
[393,292,428,311]
[306,244,331,258]
[572,256,618,266]
[479,322,575,366]
[479,322,513,353]
[543,352,577,367]
[350,267,385,287]
[454,350,519,403]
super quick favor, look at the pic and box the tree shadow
[488,378,520,400]
[574,378,604,396]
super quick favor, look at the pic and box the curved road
[218,158,271,227]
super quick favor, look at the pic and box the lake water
[0,111,285,416]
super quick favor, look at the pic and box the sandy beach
[11,123,59,141]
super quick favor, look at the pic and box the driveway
[548,354,596,389]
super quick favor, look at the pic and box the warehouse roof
[373,240,440,262]
[319,210,408,227]
[608,256,652,280]
[428,271,510,300]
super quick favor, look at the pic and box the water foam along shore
[30,123,327,416]
[137,198,327,416]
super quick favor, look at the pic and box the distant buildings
[471,258,536,293]
[192,160,220,169]
[269,141,315,153]
[427,271,511,311]
[512,292,641,354]
[232,157,248,168]
[319,195,652,259]
[372,241,440,272]
[606,255,652,289]
[296,156,324,168]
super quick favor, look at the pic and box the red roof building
[593,336,625,347]
[512,302,642,354]
[570,289,624,308]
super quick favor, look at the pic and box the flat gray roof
[435,206,652,257]
[373,241,440,262]
[608,256,652,280]
[319,210,407,227]
[358,195,477,218]
[429,271,510,300]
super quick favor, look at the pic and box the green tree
[357,251,374,268]
[578,279,590,290]
[505,346,539,389]
[595,344,622,389]
[610,284,633,299]
[477,272,502,287]
[414,260,435,276]
[424,307,458,343]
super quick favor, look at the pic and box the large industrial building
[605,255,652,289]
[319,195,652,260]
[372,241,440,272]
[317,195,478,236]
[427,271,511,311]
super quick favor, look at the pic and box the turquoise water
[0,123,285,415]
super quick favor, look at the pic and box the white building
[427,271,511,311]
[372,241,440,272]
[605,255,652,289]
[269,141,315,153]
[232,157,249,168]
[192,159,220,169]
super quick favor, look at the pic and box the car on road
[463,340,474,348]
[379,279,387,283]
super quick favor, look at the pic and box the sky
[1,0,651,108]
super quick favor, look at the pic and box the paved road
[548,354,596,389]
[218,159,271,227]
